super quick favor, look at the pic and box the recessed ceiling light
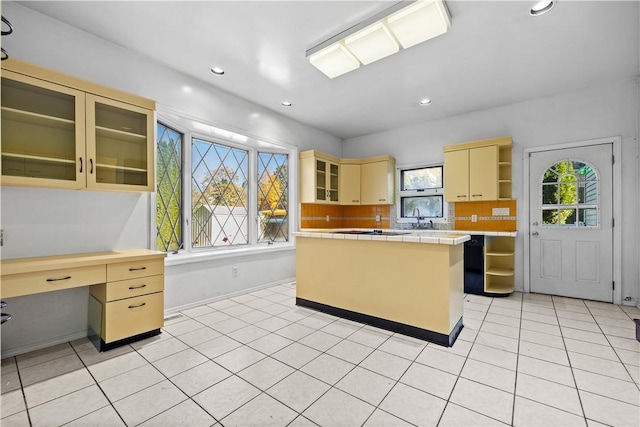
[419,98,432,106]
[211,67,225,75]
[530,1,555,16]
[281,101,292,107]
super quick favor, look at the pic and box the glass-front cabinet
[1,59,155,192]
[86,95,153,191]
[1,71,86,189]
[299,150,340,204]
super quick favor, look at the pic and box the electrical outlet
[232,266,238,277]
[375,215,381,222]
[326,215,330,222]
[471,214,478,223]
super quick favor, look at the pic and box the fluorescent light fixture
[345,22,399,65]
[307,0,451,78]
[387,0,451,49]
[309,43,360,79]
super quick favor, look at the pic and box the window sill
[164,243,296,268]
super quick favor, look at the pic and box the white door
[529,144,613,302]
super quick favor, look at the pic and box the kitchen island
[294,229,469,346]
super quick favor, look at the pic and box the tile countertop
[293,229,468,245]
[294,229,517,246]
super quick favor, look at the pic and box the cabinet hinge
[612,281,615,290]
[612,218,615,227]
[612,155,615,165]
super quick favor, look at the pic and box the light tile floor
[2,283,639,426]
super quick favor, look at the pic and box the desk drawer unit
[2,265,106,298]
[101,291,164,343]
[91,274,164,302]
[107,259,164,282]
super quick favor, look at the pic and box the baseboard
[1,330,88,359]
[163,277,296,318]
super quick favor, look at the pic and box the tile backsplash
[452,200,517,231]
[300,204,391,229]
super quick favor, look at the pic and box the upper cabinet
[443,137,512,202]
[1,59,156,192]
[299,150,340,204]
[300,150,395,206]
[360,157,395,205]
[339,159,361,205]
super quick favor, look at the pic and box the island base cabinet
[296,237,464,346]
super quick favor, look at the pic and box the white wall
[0,3,339,356]
[344,78,640,304]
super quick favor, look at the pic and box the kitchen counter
[295,230,465,346]
[293,229,471,245]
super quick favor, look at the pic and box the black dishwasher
[463,235,485,296]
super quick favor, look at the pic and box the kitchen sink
[334,230,411,236]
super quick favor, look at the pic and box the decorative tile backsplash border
[452,200,517,232]
[300,204,392,229]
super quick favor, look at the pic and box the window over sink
[396,164,445,225]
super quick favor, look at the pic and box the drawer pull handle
[128,284,147,290]
[128,302,146,309]
[128,267,147,272]
[47,276,72,282]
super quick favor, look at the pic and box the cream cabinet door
[85,95,155,192]
[361,160,394,204]
[340,163,361,205]
[444,150,469,202]
[1,70,87,190]
[469,145,498,201]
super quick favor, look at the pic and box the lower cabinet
[89,257,165,351]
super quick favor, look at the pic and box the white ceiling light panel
[307,0,451,78]
[309,43,360,79]
[387,0,451,49]
[344,22,399,65]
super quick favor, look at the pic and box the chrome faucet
[413,207,422,228]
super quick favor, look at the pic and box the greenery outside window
[397,165,445,223]
[154,113,293,255]
[156,122,183,252]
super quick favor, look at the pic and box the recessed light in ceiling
[419,98,432,106]
[211,67,225,75]
[281,101,292,107]
[530,0,555,16]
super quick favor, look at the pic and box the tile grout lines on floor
[1,283,639,426]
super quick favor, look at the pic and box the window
[156,122,183,252]
[397,165,444,221]
[258,153,289,243]
[154,114,293,255]
[191,138,249,248]
[541,160,599,227]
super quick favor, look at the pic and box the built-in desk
[1,249,166,351]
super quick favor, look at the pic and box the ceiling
[19,1,640,140]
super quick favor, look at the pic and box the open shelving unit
[484,236,515,294]
[498,144,512,200]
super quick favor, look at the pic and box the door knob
[531,231,539,236]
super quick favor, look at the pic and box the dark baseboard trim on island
[97,329,162,352]
[296,298,464,347]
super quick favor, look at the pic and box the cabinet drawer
[91,275,164,303]
[107,258,164,282]
[2,265,106,298]
[103,291,164,343]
